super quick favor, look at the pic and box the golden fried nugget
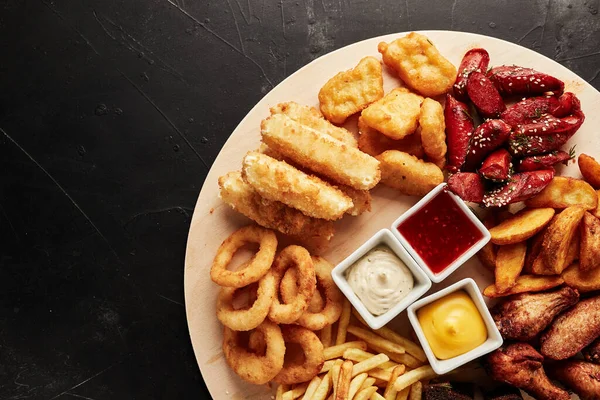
[242,152,353,220]
[357,116,425,158]
[419,98,447,163]
[318,56,384,124]
[378,33,457,97]
[376,150,444,196]
[270,102,357,147]
[261,114,381,190]
[218,171,335,246]
[361,88,423,140]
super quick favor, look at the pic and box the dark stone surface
[0,0,598,398]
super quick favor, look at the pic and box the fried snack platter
[185,31,600,400]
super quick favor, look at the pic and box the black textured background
[1,0,599,399]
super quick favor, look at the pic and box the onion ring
[210,225,277,288]
[273,325,325,385]
[281,268,324,312]
[217,271,276,331]
[281,256,343,330]
[222,320,285,385]
[268,245,316,324]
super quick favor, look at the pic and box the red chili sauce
[397,190,483,274]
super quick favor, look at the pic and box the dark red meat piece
[447,173,485,203]
[487,65,564,96]
[466,72,506,119]
[482,170,555,207]
[445,94,475,173]
[453,48,490,102]
[518,150,572,172]
[480,149,511,181]
[463,119,512,171]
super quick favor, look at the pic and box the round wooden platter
[185,31,600,400]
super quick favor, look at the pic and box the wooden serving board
[184,31,600,400]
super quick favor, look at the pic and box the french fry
[367,368,392,381]
[321,324,334,348]
[277,384,290,400]
[580,212,600,271]
[351,309,426,362]
[366,342,423,369]
[489,208,555,245]
[384,366,407,400]
[495,242,527,293]
[562,262,600,292]
[348,373,368,400]
[352,354,390,377]
[408,382,422,400]
[313,372,333,400]
[321,360,338,374]
[483,275,564,297]
[325,342,369,360]
[347,326,406,354]
[336,300,352,345]
[525,176,598,210]
[578,154,600,189]
[332,360,343,400]
[360,378,377,391]
[395,387,410,400]
[394,365,437,392]
[354,387,378,400]
[283,382,309,400]
[301,376,322,400]
[370,392,386,400]
[336,360,354,400]
[540,206,586,274]
[343,348,398,370]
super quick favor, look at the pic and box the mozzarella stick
[242,152,352,220]
[261,114,380,190]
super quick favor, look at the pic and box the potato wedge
[525,176,598,210]
[523,229,546,274]
[477,214,497,271]
[580,212,600,271]
[593,190,600,219]
[540,206,586,275]
[578,154,600,189]
[489,208,555,245]
[495,242,527,293]
[566,233,580,267]
[376,150,443,196]
[562,262,600,292]
[483,275,564,297]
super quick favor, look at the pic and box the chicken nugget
[218,171,335,249]
[419,98,447,164]
[361,88,423,140]
[378,33,457,97]
[270,102,357,147]
[376,150,444,196]
[357,116,425,158]
[261,114,381,190]
[241,152,353,220]
[318,56,384,124]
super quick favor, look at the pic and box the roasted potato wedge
[566,233,580,267]
[477,214,497,271]
[523,229,545,274]
[593,190,600,219]
[376,150,443,196]
[489,208,555,245]
[495,242,527,293]
[483,275,564,298]
[580,212,600,271]
[562,262,600,292]
[540,207,586,275]
[578,154,600,189]
[525,176,598,210]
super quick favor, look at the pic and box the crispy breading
[357,116,425,158]
[361,88,423,140]
[270,101,357,147]
[218,171,334,251]
[549,360,600,399]
[241,152,353,220]
[540,295,600,360]
[378,33,457,97]
[376,150,444,196]
[419,98,447,164]
[318,56,384,124]
[261,114,381,190]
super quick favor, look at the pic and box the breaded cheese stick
[241,151,353,220]
[261,114,380,190]
[376,150,443,196]
[218,171,335,245]
[270,102,358,147]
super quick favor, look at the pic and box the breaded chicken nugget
[357,116,425,158]
[419,98,447,166]
[242,152,353,220]
[270,102,357,147]
[378,33,457,97]
[218,171,335,243]
[261,114,381,190]
[361,88,423,140]
[318,56,384,124]
[376,150,444,196]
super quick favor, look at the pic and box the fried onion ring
[217,271,276,331]
[222,320,285,385]
[268,245,316,324]
[273,325,325,385]
[210,225,277,288]
[281,268,324,312]
[280,256,343,330]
